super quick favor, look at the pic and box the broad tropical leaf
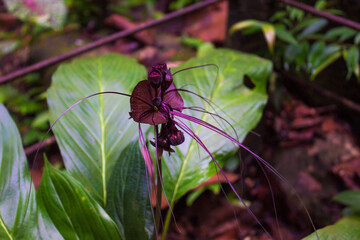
[106,141,153,240]
[37,161,122,239]
[0,104,37,239]
[162,49,271,203]
[47,54,146,206]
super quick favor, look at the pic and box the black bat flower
[29,57,317,240]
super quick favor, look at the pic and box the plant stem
[153,125,163,240]
[161,208,172,240]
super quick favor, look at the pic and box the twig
[0,0,223,84]
[24,136,56,155]
[279,0,360,31]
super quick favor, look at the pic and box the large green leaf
[0,104,37,239]
[106,141,153,240]
[303,217,360,240]
[162,49,271,203]
[3,0,67,29]
[37,161,122,239]
[47,54,146,206]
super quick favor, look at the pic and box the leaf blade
[106,141,153,240]
[0,104,37,239]
[37,161,122,239]
[47,54,146,206]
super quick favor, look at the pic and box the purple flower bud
[163,68,173,90]
[148,69,162,88]
[168,129,185,146]
[153,63,167,72]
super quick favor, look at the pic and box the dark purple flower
[129,63,183,126]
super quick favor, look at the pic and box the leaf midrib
[96,61,107,206]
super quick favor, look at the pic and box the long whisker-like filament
[167,87,259,138]
[138,123,157,237]
[257,161,283,240]
[151,125,180,235]
[183,106,239,140]
[171,111,285,181]
[173,116,273,239]
[172,64,219,76]
[153,125,162,239]
[170,110,319,238]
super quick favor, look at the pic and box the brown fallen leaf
[183,1,228,43]
[290,117,323,129]
[321,117,346,132]
[332,157,360,190]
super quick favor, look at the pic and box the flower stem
[153,126,163,240]
[161,208,172,240]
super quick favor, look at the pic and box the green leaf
[0,103,37,239]
[315,0,327,10]
[270,11,286,22]
[355,33,360,45]
[308,43,342,79]
[162,49,271,203]
[298,18,328,40]
[229,20,275,54]
[333,190,360,212]
[284,42,309,70]
[47,54,146,206]
[37,161,122,239]
[262,23,276,53]
[311,52,342,80]
[343,47,360,80]
[106,141,153,240]
[287,6,304,22]
[274,25,298,45]
[324,27,357,42]
[3,0,67,29]
[308,41,326,68]
[303,217,360,240]
[229,20,261,35]
[186,184,220,206]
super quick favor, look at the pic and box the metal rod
[280,0,360,31]
[0,0,223,84]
